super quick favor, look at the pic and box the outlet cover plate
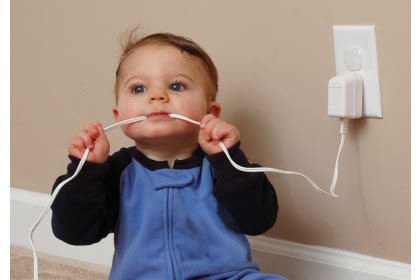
[333,25,383,118]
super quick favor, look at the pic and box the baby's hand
[68,122,110,163]
[198,114,240,155]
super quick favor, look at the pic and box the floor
[10,246,110,280]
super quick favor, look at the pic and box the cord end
[339,118,349,134]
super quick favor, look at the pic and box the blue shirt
[51,143,279,279]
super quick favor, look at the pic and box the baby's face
[113,44,219,144]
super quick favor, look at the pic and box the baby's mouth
[147,111,171,119]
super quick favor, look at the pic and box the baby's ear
[207,101,221,117]
[112,106,119,121]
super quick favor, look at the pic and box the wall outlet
[332,25,383,118]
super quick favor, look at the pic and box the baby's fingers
[79,129,94,150]
[202,118,219,141]
[68,136,86,158]
[93,122,107,141]
[80,123,102,149]
[211,122,231,141]
[86,123,101,139]
[200,114,216,129]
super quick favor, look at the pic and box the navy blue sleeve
[50,148,132,245]
[206,142,278,236]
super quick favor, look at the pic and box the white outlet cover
[333,25,383,118]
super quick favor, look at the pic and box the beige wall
[11,0,410,263]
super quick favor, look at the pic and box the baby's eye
[169,82,185,92]
[132,85,146,94]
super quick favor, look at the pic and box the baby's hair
[114,28,218,103]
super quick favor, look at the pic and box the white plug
[328,71,363,119]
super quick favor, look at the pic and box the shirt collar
[128,146,205,171]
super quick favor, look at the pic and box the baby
[51,31,287,280]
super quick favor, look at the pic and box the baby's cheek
[181,104,207,121]
[117,102,142,118]
[176,108,197,121]
[121,125,133,138]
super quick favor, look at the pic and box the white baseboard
[247,236,410,280]
[11,187,410,280]
[10,187,115,267]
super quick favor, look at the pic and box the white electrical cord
[29,113,347,279]
[28,116,146,280]
[169,114,347,198]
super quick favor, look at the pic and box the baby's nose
[148,89,169,103]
